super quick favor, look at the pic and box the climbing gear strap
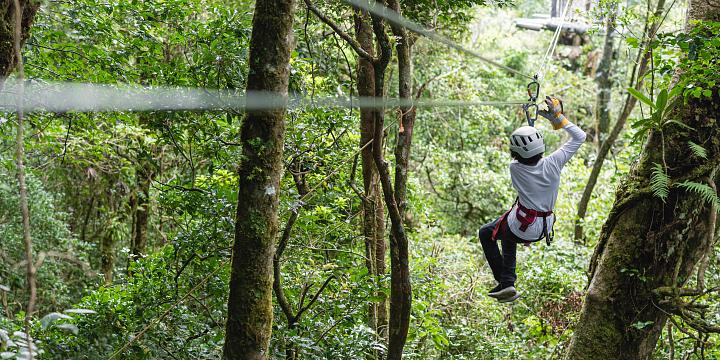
[515,200,555,246]
[523,75,540,127]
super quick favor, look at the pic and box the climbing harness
[522,75,540,127]
[492,198,555,246]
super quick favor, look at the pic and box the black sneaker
[498,291,521,303]
[489,285,516,299]
[487,284,503,297]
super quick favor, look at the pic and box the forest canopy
[0,0,718,359]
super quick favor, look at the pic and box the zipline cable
[0,81,527,113]
[341,0,536,81]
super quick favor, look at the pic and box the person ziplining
[479,96,586,303]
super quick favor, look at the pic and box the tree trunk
[353,9,389,353]
[0,0,39,78]
[10,2,36,353]
[366,6,411,359]
[101,229,114,284]
[388,0,415,224]
[223,0,296,359]
[130,167,151,259]
[574,0,666,242]
[387,1,414,359]
[566,1,720,357]
[594,9,616,145]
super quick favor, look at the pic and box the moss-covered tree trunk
[223,0,296,359]
[0,0,39,78]
[566,1,720,358]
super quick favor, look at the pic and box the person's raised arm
[538,96,587,170]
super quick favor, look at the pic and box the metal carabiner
[523,103,538,127]
[526,76,540,103]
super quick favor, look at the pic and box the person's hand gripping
[538,96,569,130]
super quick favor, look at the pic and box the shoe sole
[489,287,516,299]
[498,293,521,303]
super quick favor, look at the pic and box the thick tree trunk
[223,0,296,359]
[0,0,39,78]
[594,9,616,145]
[566,1,720,358]
[574,0,665,242]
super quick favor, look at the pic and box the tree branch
[303,0,375,61]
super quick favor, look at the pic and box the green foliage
[678,181,720,209]
[628,87,687,144]
[650,162,670,202]
[655,21,720,99]
[688,141,708,159]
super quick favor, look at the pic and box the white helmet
[509,126,545,158]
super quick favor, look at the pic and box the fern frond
[650,163,670,202]
[678,181,720,209]
[688,141,707,159]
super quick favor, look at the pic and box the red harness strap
[515,202,553,232]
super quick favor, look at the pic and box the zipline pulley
[522,74,540,127]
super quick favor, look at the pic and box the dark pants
[479,217,521,287]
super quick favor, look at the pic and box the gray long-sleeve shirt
[506,122,587,240]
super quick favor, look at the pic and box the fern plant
[688,141,708,159]
[650,162,670,202]
[678,181,720,209]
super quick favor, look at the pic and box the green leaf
[631,321,654,330]
[655,89,668,113]
[688,141,707,159]
[628,87,655,108]
[678,181,720,209]
[650,163,669,202]
[663,119,695,131]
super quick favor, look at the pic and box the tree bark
[223,0,296,359]
[353,9,389,353]
[0,0,38,78]
[366,6,411,359]
[594,8,616,144]
[101,228,114,284]
[573,0,665,242]
[386,1,414,359]
[10,2,37,356]
[130,167,152,259]
[388,0,415,224]
[566,1,720,357]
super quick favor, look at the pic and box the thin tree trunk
[594,8,616,145]
[388,0,415,223]
[367,6,410,359]
[353,11,386,351]
[11,1,36,357]
[130,168,151,259]
[387,1,414,359]
[566,1,720,357]
[574,0,665,242]
[101,228,114,284]
[223,0,296,359]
